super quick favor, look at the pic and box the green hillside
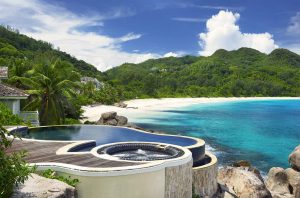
[1,24,300,100]
[0,25,103,79]
[105,47,300,98]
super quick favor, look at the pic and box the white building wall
[0,99,20,114]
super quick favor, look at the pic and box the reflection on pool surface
[22,125,197,147]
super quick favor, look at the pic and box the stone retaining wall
[165,160,193,198]
[193,153,218,197]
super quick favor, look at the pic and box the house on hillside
[81,77,104,90]
[0,67,39,126]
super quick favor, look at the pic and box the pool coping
[7,126,196,176]
[35,141,193,176]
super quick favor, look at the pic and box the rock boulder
[285,168,300,198]
[96,112,128,126]
[12,173,76,198]
[289,145,300,171]
[116,115,128,126]
[218,166,272,198]
[114,102,127,108]
[266,167,293,198]
[101,111,117,120]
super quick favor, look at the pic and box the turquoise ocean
[133,99,300,172]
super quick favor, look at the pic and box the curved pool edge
[27,124,205,148]
[32,142,192,177]
[25,124,206,161]
[7,125,204,175]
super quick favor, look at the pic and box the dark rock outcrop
[101,111,117,120]
[97,112,128,126]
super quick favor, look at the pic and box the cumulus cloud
[0,0,158,71]
[198,10,278,56]
[163,52,179,57]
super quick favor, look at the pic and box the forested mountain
[1,25,300,100]
[105,48,300,98]
[0,26,103,79]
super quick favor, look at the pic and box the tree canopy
[105,48,300,98]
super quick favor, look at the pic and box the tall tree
[14,59,80,125]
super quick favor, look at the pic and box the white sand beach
[82,97,300,122]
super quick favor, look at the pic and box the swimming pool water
[23,125,197,147]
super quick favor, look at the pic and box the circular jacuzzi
[97,143,184,161]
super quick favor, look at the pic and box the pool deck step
[6,139,142,168]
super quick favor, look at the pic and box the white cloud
[287,12,300,35]
[163,52,179,57]
[195,5,244,11]
[198,10,278,56]
[172,17,206,23]
[0,0,158,71]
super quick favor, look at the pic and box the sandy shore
[82,97,300,123]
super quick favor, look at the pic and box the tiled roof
[0,83,28,98]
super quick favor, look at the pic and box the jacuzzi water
[22,125,197,148]
[112,149,170,161]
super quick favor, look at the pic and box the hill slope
[1,25,299,98]
[0,26,103,79]
[105,48,300,97]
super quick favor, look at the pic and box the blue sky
[0,0,299,71]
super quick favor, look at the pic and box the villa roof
[0,83,28,98]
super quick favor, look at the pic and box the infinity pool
[22,125,197,147]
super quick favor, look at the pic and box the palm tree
[13,59,80,125]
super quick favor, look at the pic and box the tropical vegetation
[105,48,300,98]
[41,169,79,187]
[0,103,25,126]
[0,125,35,197]
[1,25,300,125]
[11,59,81,125]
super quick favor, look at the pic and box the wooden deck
[6,139,142,168]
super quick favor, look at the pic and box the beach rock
[114,102,127,108]
[266,167,293,198]
[218,166,272,198]
[12,173,76,198]
[289,145,300,171]
[106,119,118,126]
[115,115,128,126]
[232,160,252,167]
[285,168,300,197]
[97,112,128,126]
[231,161,264,182]
[217,183,238,198]
[101,111,117,120]
[96,117,105,125]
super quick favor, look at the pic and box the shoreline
[82,97,300,122]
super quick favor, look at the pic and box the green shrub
[0,125,35,197]
[63,118,81,125]
[0,103,24,125]
[83,120,96,125]
[41,169,79,187]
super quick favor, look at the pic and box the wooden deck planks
[6,139,141,168]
